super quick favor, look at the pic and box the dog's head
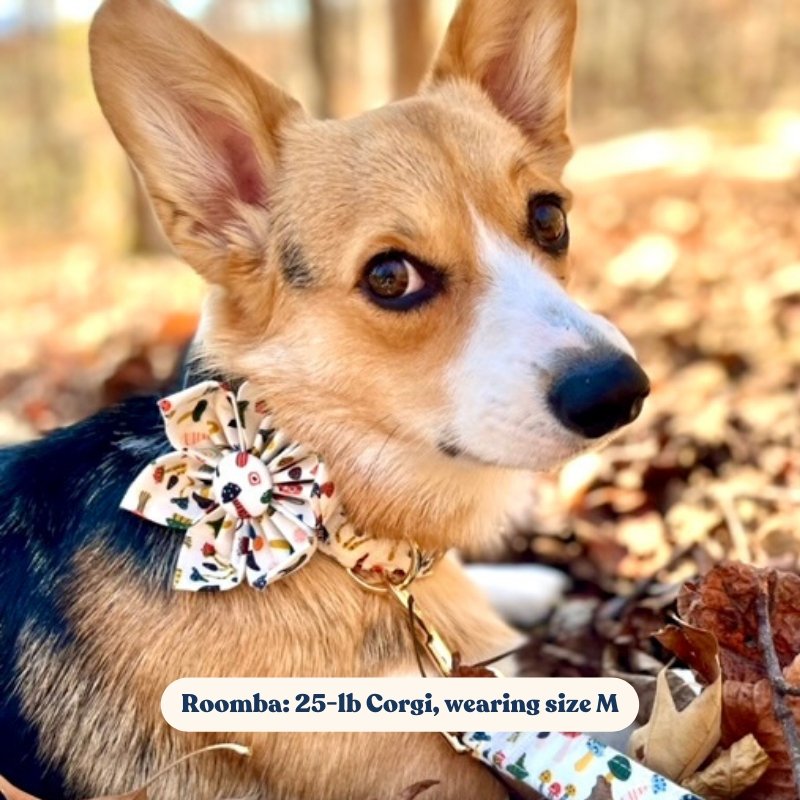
[90,0,649,546]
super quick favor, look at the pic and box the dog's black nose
[220,482,242,503]
[548,353,650,439]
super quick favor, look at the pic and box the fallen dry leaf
[390,780,440,800]
[683,734,770,799]
[0,774,43,800]
[630,621,722,782]
[679,562,800,683]
[0,743,250,800]
[679,564,800,800]
[656,619,721,686]
[721,657,800,800]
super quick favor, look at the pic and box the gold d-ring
[346,540,424,593]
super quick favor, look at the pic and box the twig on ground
[755,575,800,797]
[736,486,800,506]
[597,542,697,624]
[713,490,751,562]
[539,644,591,669]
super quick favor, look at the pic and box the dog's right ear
[90,0,304,284]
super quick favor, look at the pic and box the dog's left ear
[90,0,305,285]
[426,0,577,174]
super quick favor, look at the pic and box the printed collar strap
[121,380,440,592]
[459,731,702,800]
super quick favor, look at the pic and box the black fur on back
[0,395,181,797]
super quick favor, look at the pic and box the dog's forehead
[281,89,555,205]
[275,90,567,279]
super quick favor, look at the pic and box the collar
[121,380,441,593]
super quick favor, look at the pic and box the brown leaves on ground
[630,622,722,783]
[679,562,800,683]
[680,564,800,800]
[630,563,800,800]
[0,252,202,444]
[683,735,770,800]
[521,562,799,799]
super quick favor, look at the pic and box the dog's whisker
[361,422,402,489]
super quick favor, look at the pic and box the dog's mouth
[436,441,510,470]
[437,426,625,472]
[435,432,580,471]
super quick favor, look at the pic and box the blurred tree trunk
[308,0,366,118]
[390,0,436,98]
[22,0,56,120]
[21,0,66,227]
[308,0,336,117]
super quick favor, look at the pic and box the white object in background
[465,564,570,627]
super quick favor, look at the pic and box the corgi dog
[0,0,649,798]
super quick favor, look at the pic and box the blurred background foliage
[1,0,799,256]
[0,0,799,585]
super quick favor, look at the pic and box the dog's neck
[309,429,532,555]
[179,347,530,555]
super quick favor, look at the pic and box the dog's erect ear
[427,0,577,174]
[90,0,304,284]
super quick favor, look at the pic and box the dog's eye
[361,252,441,311]
[528,195,569,255]
[248,472,261,485]
[365,255,423,298]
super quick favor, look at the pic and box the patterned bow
[122,381,440,592]
[121,381,322,591]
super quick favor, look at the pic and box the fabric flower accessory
[122,381,323,591]
[122,380,440,592]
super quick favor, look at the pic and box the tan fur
[26,1,583,797]
[19,548,515,798]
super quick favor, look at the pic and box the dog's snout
[548,353,650,439]
[220,482,241,503]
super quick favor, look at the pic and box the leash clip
[346,540,425,593]
[387,581,456,677]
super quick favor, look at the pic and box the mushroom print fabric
[462,732,702,800]
[121,381,321,591]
